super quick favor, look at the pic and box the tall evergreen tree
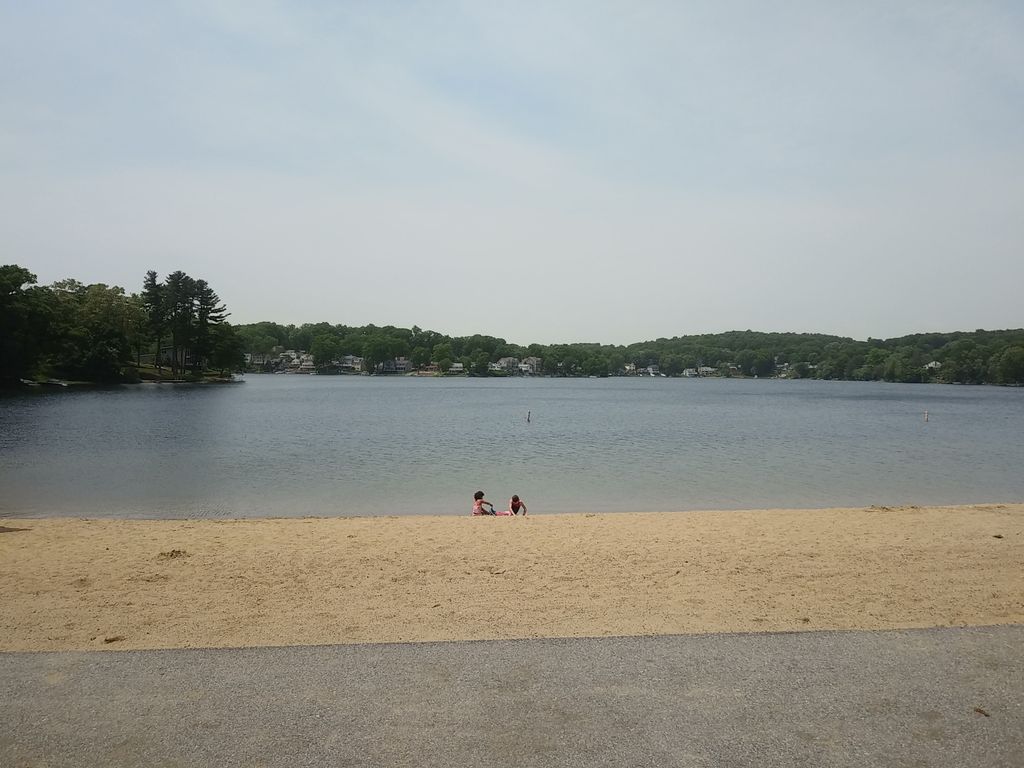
[192,279,229,368]
[141,270,167,371]
[164,270,196,375]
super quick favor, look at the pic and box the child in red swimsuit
[473,490,496,515]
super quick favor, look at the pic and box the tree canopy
[4,261,1022,386]
[232,317,1024,385]
[1,264,243,385]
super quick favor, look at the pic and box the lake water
[1,376,1022,518]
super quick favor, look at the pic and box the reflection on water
[1,376,1022,518]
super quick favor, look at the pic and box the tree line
[140,269,242,377]
[4,260,1021,386]
[235,321,1024,385]
[1,264,244,385]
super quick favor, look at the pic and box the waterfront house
[339,355,364,373]
[157,344,197,368]
[521,356,543,375]
[243,352,272,366]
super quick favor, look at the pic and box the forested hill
[3,262,1022,385]
[236,321,1024,385]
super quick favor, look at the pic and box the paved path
[2,626,1022,767]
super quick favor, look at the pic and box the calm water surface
[1,376,1021,518]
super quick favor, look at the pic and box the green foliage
[310,334,341,365]
[581,355,609,377]
[141,270,167,366]
[432,343,453,364]
[191,279,228,367]
[998,346,1024,385]
[46,280,142,382]
[208,323,246,374]
[361,335,393,374]
[237,328,278,356]
[410,346,431,368]
[231,322,1024,386]
[147,271,229,375]
[0,265,53,382]
[472,350,490,376]
[1,264,235,385]
[8,261,1024,389]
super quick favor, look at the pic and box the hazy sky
[2,2,1022,345]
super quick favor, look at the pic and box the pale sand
[1,504,1021,652]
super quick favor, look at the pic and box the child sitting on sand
[473,490,495,515]
[473,490,514,516]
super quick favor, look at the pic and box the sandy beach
[1,504,1021,652]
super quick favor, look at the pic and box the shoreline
[3,498,1021,521]
[2,503,1021,653]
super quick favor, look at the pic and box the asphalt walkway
[2,626,1022,767]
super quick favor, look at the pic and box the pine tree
[141,270,167,371]
[192,279,229,368]
[164,271,196,376]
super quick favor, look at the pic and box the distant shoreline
[2,503,1020,653]
[6,374,1022,392]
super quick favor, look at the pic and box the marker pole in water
[924,410,929,422]
[527,410,531,423]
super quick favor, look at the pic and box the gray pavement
[1,626,1022,768]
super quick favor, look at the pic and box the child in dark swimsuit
[509,495,528,515]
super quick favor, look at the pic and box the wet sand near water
[1,504,1021,652]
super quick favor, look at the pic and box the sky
[1,1,1022,345]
